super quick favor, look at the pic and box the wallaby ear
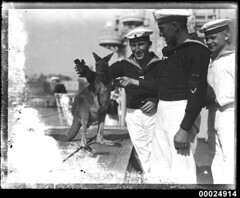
[104,53,114,62]
[92,52,101,62]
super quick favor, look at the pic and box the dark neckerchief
[211,45,235,61]
[162,34,207,58]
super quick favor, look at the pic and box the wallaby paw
[97,139,122,146]
[112,141,123,147]
[111,141,123,147]
[83,145,92,152]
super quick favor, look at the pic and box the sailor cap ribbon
[199,19,231,36]
[124,28,153,39]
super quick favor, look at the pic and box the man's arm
[180,44,210,131]
[75,59,125,85]
[115,62,162,94]
[215,52,235,107]
[115,77,159,95]
[74,59,96,84]
[174,44,210,151]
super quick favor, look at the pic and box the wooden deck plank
[46,126,132,177]
[111,139,133,183]
[90,143,121,169]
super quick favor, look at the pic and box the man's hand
[173,128,189,150]
[115,77,139,87]
[141,101,157,114]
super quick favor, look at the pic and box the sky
[10,8,123,78]
[6,3,237,79]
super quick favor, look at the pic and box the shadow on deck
[46,127,217,186]
[46,126,133,184]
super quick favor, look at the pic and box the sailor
[121,9,210,183]
[80,27,162,175]
[51,76,67,94]
[200,19,236,184]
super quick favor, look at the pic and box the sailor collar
[211,45,235,61]
[162,39,208,59]
[125,52,160,70]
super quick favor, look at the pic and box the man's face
[205,31,228,54]
[129,39,151,61]
[52,79,59,84]
[52,80,57,84]
[158,23,177,46]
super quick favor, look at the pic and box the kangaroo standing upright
[53,52,114,150]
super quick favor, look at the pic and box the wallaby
[52,52,116,150]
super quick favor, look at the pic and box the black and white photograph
[1,2,237,191]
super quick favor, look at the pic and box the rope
[62,135,97,163]
[49,135,97,173]
[39,108,71,118]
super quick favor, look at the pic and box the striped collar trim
[183,39,208,48]
[125,53,160,69]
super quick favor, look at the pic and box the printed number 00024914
[199,191,237,197]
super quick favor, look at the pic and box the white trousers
[207,107,236,184]
[149,100,199,184]
[125,108,156,174]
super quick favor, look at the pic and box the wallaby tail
[66,117,82,140]
[53,117,81,142]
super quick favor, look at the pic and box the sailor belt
[218,102,235,112]
[207,102,234,112]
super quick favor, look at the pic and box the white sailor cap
[51,76,60,82]
[153,9,191,24]
[124,27,153,41]
[199,19,231,36]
